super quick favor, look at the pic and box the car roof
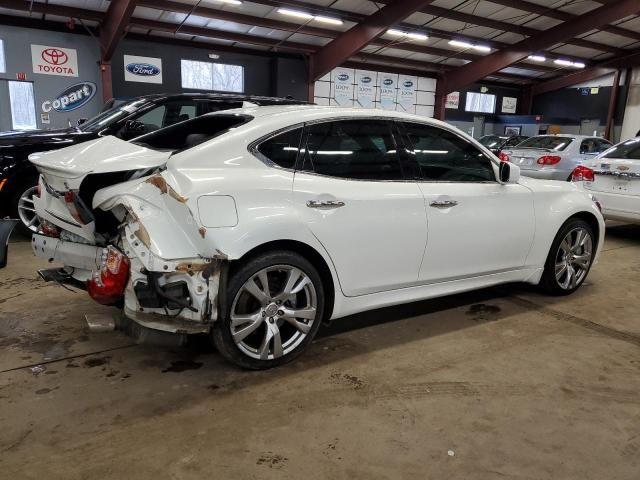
[120,93,307,105]
[529,134,601,140]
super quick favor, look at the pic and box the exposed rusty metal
[198,227,206,239]
[144,175,188,203]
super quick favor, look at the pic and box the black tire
[538,218,595,296]
[9,178,39,237]
[212,250,325,369]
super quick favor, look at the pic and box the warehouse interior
[1,1,640,478]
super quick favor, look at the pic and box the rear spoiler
[0,219,19,268]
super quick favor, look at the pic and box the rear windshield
[479,136,506,148]
[517,136,574,151]
[133,113,252,152]
[505,136,527,147]
[602,139,640,160]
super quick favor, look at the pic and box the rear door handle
[307,200,345,209]
[429,200,458,209]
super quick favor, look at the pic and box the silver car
[502,134,612,181]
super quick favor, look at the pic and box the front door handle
[429,200,458,209]
[307,200,346,209]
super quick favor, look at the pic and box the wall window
[0,39,5,73]
[465,92,496,114]
[181,60,244,93]
[8,81,37,130]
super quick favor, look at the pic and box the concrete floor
[1,225,639,480]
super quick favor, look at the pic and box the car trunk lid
[584,157,640,196]
[504,148,555,170]
[29,136,171,190]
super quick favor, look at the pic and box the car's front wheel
[212,251,325,369]
[539,218,595,295]
[10,180,40,236]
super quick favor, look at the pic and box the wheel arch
[230,239,336,322]
[565,210,601,250]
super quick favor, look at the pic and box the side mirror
[122,119,145,139]
[499,161,520,184]
[76,118,87,126]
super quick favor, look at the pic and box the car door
[292,118,427,297]
[398,122,535,283]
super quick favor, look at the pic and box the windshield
[517,136,574,152]
[479,136,506,148]
[505,136,526,147]
[602,138,640,160]
[79,98,151,132]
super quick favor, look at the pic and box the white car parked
[502,134,612,181]
[579,137,640,223]
[29,106,604,369]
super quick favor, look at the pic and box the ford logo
[337,73,350,81]
[403,81,414,88]
[41,82,97,113]
[361,76,372,84]
[126,62,161,76]
[383,78,394,86]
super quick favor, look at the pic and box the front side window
[181,59,244,93]
[517,136,574,152]
[303,120,403,181]
[8,81,37,130]
[602,138,640,160]
[256,128,303,169]
[465,92,496,114]
[402,122,495,182]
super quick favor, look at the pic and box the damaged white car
[30,105,605,369]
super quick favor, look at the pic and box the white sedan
[29,106,604,369]
[580,137,640,223]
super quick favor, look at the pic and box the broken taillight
[39,219,60,238]
[498,152,510,162]
[64,190,94,225]
[87,246,130,305]
[571,165,595,182]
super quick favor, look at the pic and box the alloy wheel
[554,227,593,290]
[230,265,318,361]
[17,186,41,233]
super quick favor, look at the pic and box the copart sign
[42,82,97,113]
[31,45,79,77]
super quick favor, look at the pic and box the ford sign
[361,76,372,84]
[41,82,97,113]
[126,63,161,77]
[337,73,350,81]
[403,81,414,88]
[383,78,394,86]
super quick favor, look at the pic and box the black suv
[0,93,305,234]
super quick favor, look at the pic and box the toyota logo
[42,48,68,65]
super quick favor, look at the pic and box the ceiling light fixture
[277,8,314,20]
[387,29,428,40]
[472,44,491,52]
[527,55,546,62]
[314,15,343,25]
[448,39,473,49]
[554,59,585,68]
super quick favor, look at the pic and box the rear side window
[402,122,495,182]
[256,128,303,169]
[518,136,573,151]
[302,120,402,180]
[602,139,640,160]
[133,113,252,152]
[580,138,600,154]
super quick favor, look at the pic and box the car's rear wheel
[539,218,595,295]
[212,251,325,369]
[10,181,40,236]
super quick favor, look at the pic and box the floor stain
[162,360,203,373]
[83,356,110,368]
[466,304,502,321]
[256,452,288,469]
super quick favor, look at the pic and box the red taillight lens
[64,190,93,225]
[39,220,60,238]
[87,246,130,305]
[537,155,562,165]
[571,165,595,182]
[498,152,510,162]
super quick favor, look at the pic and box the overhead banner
[378,73,397,110]
[332,68,354,107]
[124,55,163,84]
[501,96,518,114]
[355,70,376,108]
[31,45,78,77]
[397,75,417,113]
[445,91,460,109]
